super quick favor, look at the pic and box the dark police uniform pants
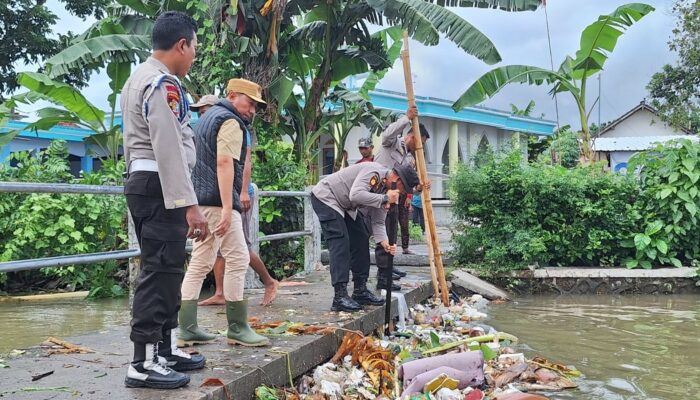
[398,193,410,250]
[311,194,370,287]
[125,171,188,344]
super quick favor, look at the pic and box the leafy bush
[251,128,308,278]
[625,139,700,268]
[0,141,127,296]
[450,148,640,270]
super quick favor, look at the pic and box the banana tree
[324,86,389,171]
[452,3,655,161]
[0,72,122,160]
[287,0,543,137]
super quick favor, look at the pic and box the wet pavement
[0,266,433,400]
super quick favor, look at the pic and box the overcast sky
[43,0,677,128]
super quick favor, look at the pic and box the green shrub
[251,128,308,279]
[0,141,127,296]
[625,139,700,268]
[409,222,423,241]
[450,148,640,270]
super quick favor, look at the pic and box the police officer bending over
[121,11,209,389]
[311,162,419,312]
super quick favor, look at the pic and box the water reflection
[487,295,700,400]
[0,298,129,353]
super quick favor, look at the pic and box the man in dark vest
[178,79,269,347]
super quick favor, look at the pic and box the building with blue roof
[2,89,556,191]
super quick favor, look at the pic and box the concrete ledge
[528,267,698,279]
[321,249,453,267]
[468,266,700,295]
[0,268,435,400]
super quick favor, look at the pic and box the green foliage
[450,148,640,270]
[0,0,108,98]
[537,126,580,168]
[451,139,700,271]
[408,222,423,242]
[0,141,127,297]
[625,139,700,268]
[251,128,308,278]
[646,0,700,132]
[452,3,655,161]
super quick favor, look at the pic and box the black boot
[393,267,407,278]
[352,282,385,306]
[376,276,401,291]
[331,284,362,312]
[158,330,206,371]
[125,343,190,389]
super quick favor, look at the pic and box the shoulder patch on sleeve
[369,173,380,190]
[165,84,181,116]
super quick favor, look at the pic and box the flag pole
[400,32,449,306]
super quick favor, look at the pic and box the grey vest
[192,100,248,212]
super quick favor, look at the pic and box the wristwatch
[381,194,389,205]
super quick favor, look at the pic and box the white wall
[601,108,683,138]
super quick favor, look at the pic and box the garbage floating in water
[255,294,580,399]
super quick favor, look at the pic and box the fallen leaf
[201,377,230,398]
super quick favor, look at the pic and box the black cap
[393,162,420,190]
[419,123,430,139]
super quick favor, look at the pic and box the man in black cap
[310,161,419,312]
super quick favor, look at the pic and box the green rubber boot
[225,300,269,347]
[176,300,216,347]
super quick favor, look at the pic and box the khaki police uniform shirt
[121,57,197,209]
[373,115,416,169]
[217,120,244,160]
[312,162,389,243]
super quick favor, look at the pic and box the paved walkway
[0,266,435,400]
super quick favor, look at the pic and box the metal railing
[0,182,321,284]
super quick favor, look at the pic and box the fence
[0,182,321,292]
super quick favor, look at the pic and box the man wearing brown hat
[178,78,269,347]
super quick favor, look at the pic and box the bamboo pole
[400,32,449,306]
[423,215,440,300]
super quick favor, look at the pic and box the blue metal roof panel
[368,89,556,136]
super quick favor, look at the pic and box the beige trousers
[181,206,250,302]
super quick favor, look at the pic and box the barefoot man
[197,120,279,307]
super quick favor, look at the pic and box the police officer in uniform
[121,11,209,389]
[373,106,431,290]
[311,162,420,312]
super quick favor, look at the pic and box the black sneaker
[159,332,206,371]
[160,348,205,372]
[125,359,190,389]
[393,267,408,277]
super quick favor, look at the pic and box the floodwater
[0,297,129,353]
[1,294,699,400]
[488,295,700,400]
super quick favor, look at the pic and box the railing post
[304,186,321,273]
[244,184,263,289]
[127,211,140,308]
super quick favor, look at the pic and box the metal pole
[0,249,140,273]
[0,182,123,194]
[244,184,263,290]
[303,186,321,273]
